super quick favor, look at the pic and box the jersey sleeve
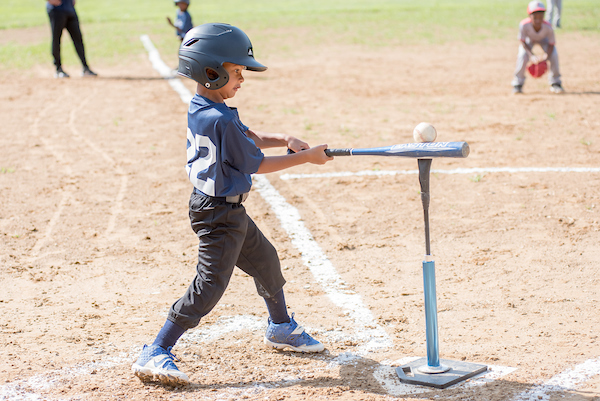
[518,18,530,41]
[546,24,556,45]
[220,120,264,175]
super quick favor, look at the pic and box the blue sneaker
[264,313,324,353]
[131,344,190,385]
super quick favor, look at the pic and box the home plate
[373,357,517,396]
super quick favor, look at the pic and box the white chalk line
[29,100,73,259]
[140,34,193,104]
[63,88,129,238]
[0,316,261,401]
[0,353,131,401]
[513,357,600,401]
[252,175,391,354]
[30,191,71,257]
[280,166,600,181]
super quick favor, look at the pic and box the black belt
[193,188,248,204]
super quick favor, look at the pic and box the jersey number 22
[186,128,217,196]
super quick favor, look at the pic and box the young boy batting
[132,23,333,385]
[511,1,564,94]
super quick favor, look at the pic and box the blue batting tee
[186,95,264,197]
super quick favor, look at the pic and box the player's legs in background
[544,44,563,92]
[511,45,529,92]
[64,12,94,75]
[47,9,67,73]
[547,0,562,28]
[546,47,561,85]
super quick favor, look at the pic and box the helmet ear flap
[177,54,230,89]
[202,64,229,89]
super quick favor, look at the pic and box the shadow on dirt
[96,76,175,81]
[133,351,596,400]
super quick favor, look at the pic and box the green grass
[1,0,598,69]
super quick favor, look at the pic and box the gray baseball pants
[511,42,561,87]
[168,192,286,330]
[547,0,562,28]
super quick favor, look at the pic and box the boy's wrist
[282,134,293,146]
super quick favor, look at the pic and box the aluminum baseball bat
[324,141,469,158]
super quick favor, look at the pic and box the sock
[264,289,290,324]
[152,319,186,350]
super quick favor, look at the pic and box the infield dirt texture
[1,1,600,400]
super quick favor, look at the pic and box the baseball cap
[174,0,190,4]
[527,1,546,14]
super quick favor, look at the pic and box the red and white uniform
[511,17,562,86]
[519,17,555,46]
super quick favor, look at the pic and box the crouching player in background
[512,1,564,94]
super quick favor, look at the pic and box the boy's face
[217,63,245,100]
[531,11,545,29]
[176,1,188,11]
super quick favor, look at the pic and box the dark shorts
[168,192,285,329]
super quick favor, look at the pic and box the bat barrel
[325,141,470,158]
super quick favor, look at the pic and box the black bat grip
[288,148,351,156]
[324,148,351,156]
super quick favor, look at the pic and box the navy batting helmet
[177,23,267,89]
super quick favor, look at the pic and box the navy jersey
[46,0,76,12]
[175,10,193,39]
[186,95,264,197]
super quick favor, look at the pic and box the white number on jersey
[186,128,217,196]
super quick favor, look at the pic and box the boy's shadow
[564,91,600,95]
[97,76,176,81]
[136,350,588,399]
[138,351,428,397]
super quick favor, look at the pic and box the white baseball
[413,122,437,143]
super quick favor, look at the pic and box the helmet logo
[248,48,253,56]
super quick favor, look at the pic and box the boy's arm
[166,17,183,33]
[256,144,332,174]
[520,40,540,63]
[543,43,554,61]
[246,129,308,153]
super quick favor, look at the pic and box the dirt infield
[1,28,600,400]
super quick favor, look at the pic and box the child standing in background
[511,1,564,94]
[46,0,97,78]
[167,0,193,42]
